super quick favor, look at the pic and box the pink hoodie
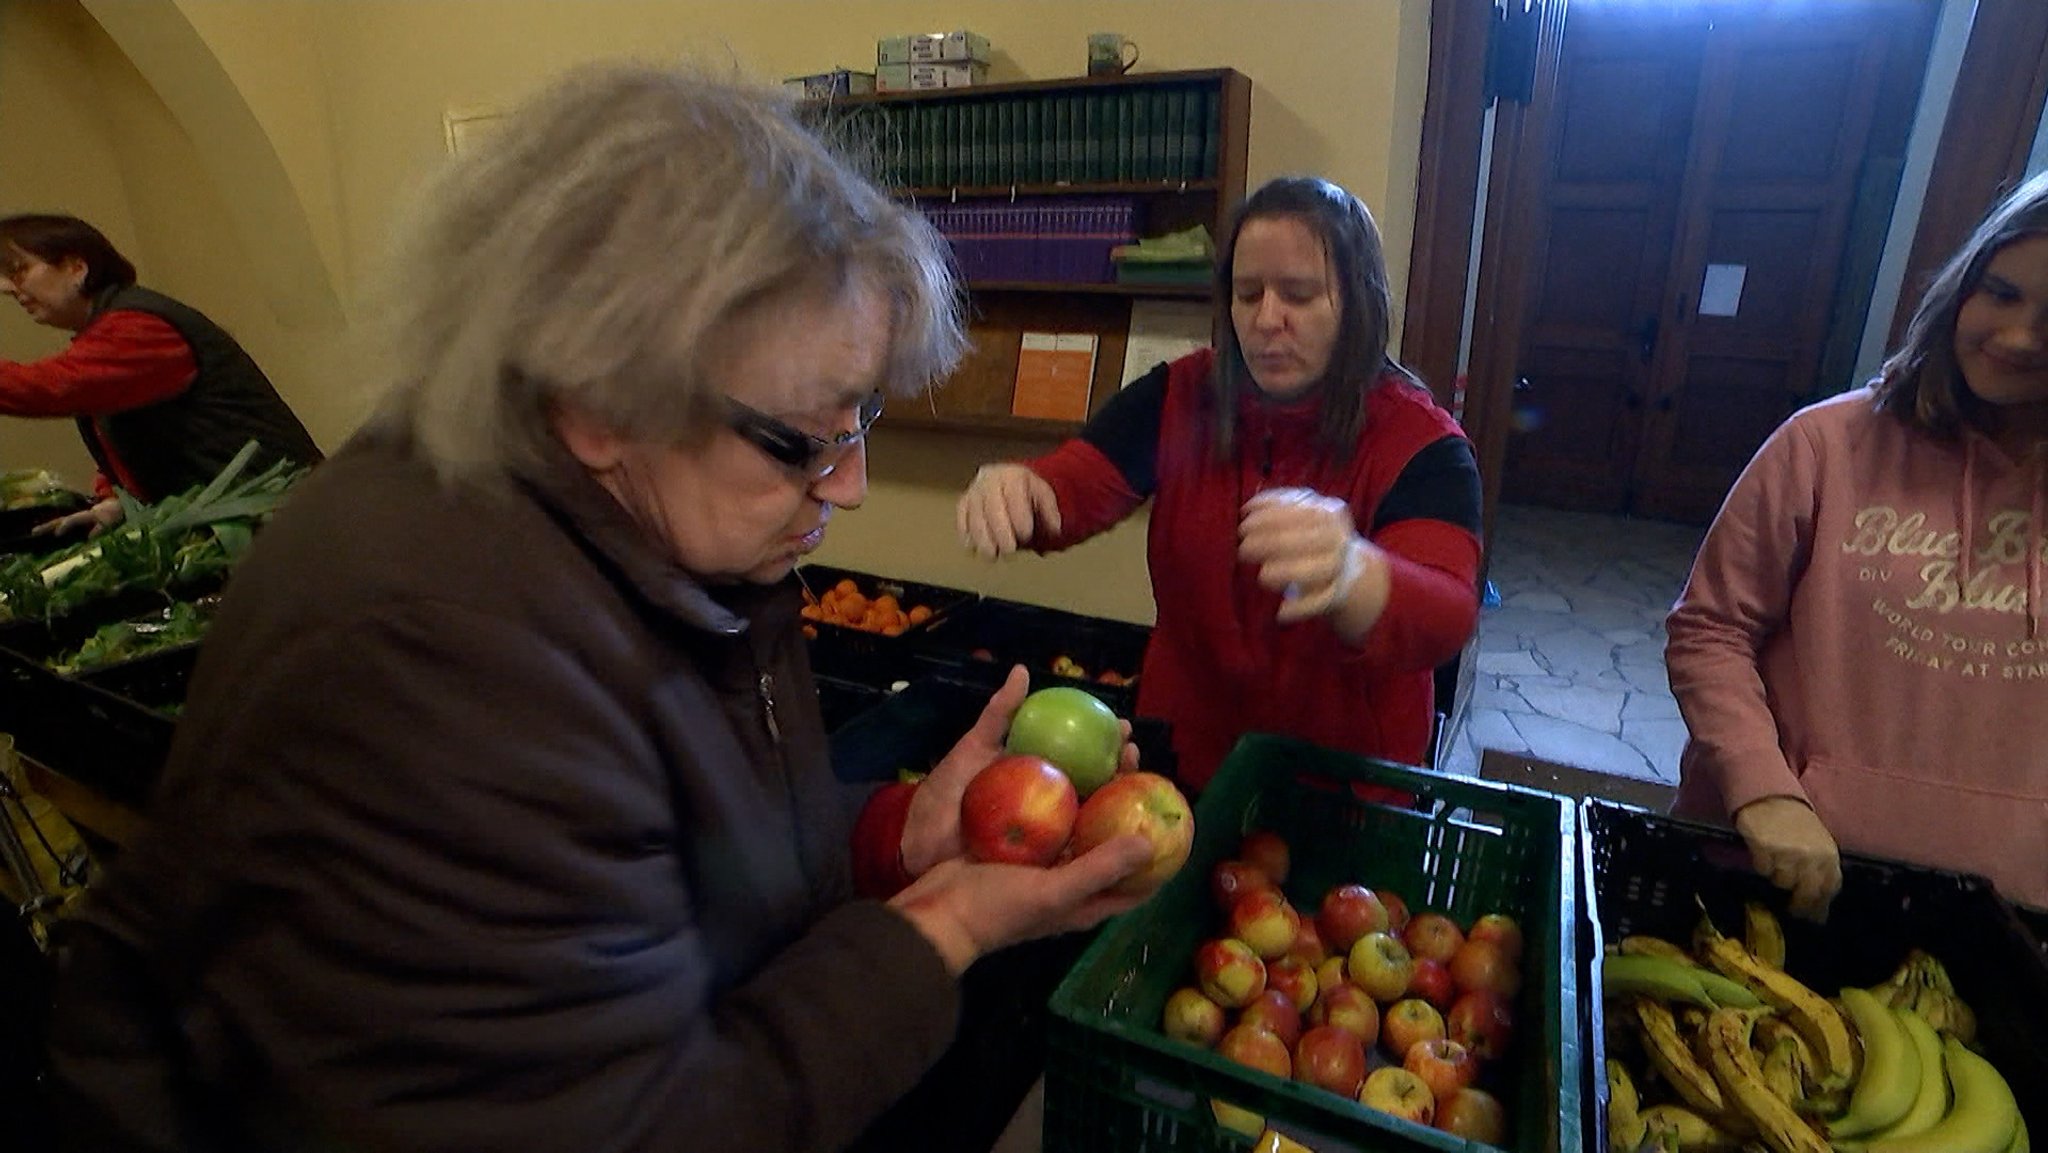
[1668,389,2047,910]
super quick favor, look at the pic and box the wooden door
[1629,10,1891,522]
[1501,6,1706,513]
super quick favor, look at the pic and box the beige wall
[5,0,1432,623]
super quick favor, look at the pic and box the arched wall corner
[78,0,343,330]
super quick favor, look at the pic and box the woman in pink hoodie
[1668,171,2048,917]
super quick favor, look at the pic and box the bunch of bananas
[1600,901,2026,1153]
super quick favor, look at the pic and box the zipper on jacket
[757,671,782,744]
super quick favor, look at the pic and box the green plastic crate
[1045,733,1582,1152]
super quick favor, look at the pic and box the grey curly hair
[365,63,966,484]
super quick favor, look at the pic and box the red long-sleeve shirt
[1026,350,1483,791]
[1,309,197,495]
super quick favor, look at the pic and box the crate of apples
[1159,829,1523,1147]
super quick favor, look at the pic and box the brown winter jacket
[46,430,960,1151]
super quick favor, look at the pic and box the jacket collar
[516,440,765,638]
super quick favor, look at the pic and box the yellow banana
[1869,958,1917,1009]
[1622,934,1702,966]
[1696,933,1854,1090]
[1696,1008,1830,1153]
[1608,1058,1649,1153]
[1828,987,1920,1138]
[1839,1008,1946,1147]
[1907,951,1979,1044]
[1760,1034,1802,1107]
[1754,1017,1820,1095]
[1909,949,1954,994]
[1864,1037,2019,1153]
[1640,1104,1740,1152]
[1742,901,1787,969]
[1634,998,1726,1116]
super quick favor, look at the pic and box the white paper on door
[1698,263,1747,318]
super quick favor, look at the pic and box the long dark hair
[0,214,138,295]
[1209,177,1421,460]
[1875,170,2048,437]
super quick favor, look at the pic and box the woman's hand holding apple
[888,836,1155,975]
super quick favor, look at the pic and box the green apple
[1005,686,1121,796]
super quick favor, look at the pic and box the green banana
[1841,1008,1947,1147]
[1743,901,1787,969]
[1640,1104,1740,1151]
[1828,987,1920,1138]
[1865,1037,2019,1153]
[1693,970,1766,1010]
[1605,954,1722,1007]
[1608,1058,1649,1153]
[2009,1114,2030,1153]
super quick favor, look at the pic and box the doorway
[1499,0,1939,523]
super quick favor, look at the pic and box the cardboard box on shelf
[892,30,991,65]
[782,70,875,100]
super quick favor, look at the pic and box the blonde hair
[366,63,966,484]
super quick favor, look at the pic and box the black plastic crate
[815,672,889,735]
[74,642,199,714]
[828,672,1176,787]
[1579,799,2048,1150]
[914,597,1151,716]
[0,648,169,809]
[796,563,978,688]
[1045,734,1580,1153]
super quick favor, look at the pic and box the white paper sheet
[1699,263,1747,318]
[1121,300,1214,385]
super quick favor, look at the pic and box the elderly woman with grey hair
[44,65,1153,1153]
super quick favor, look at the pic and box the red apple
[1402,912,1466,964]
[1210,859,1275,912]
[1448,939,1522,999]
[1404,1037,1477,1102]
[1375,888,1412,934]
[1346,931,1415,1004]
[1380,998,1447,1063]
[1239,829,1290,885]
[1359,1066,1435,1126]
[1286,918,1329,966]
[1266,955,1319,1014]
[959,754,1078,866]
[1238,989,1302,1048]
[1216,1022,1292,1080]
[1308,982,1380,1048]
[1160,987,1227,1049]
[1228,888,1302,961]
[1293,1024,1367,1097]
[1317,884,1390,953]
[1406,958,1456,1009]
[1435,1087,1507,1144]
[1070,772,1194,897]
[1195,938,1267,1009]
[1467,913,1525,965]
[1446,990,1515,1062]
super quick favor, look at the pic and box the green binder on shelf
[1201,87,1221,180]
[1162,88,1187,182]
[1113,91,1134,183]
[1131,90,1152,182]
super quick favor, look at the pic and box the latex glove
[1735,796,1842,921]
[1237,488,1374,623]
[889,835,1156,975]
[957,463,1061,559]
[33,498,123,538]
[900,664,1141,878]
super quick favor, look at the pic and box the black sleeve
[1076,362,1169,498]
[1372,436,1484,535]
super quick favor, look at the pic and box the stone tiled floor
[1438,503,1709,785]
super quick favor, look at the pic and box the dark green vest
[76,285,322,502]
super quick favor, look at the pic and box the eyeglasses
[724,390,885,482]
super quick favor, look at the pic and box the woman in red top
[0,214,321,534]
[957,177,1484,791]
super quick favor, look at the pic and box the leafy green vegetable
[56,601,212,675]
[0,469,81,512]
[0,441,305,625]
